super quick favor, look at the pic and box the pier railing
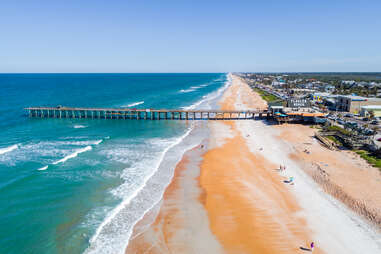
[25,107,271,120]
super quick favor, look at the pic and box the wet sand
[126,75,380,254]
[126,144,224,254]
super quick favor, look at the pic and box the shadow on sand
[300,246,312,251]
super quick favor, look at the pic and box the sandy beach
[126,75,381,254]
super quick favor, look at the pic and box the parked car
[363,128,375,135]
[345,122,358,129]
[344,113,353,117]
[363,117,370,121]
[349,121,358,126]
[377,137,381,142]
[371,120,379,125]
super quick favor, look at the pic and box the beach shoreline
[125,75,381,254]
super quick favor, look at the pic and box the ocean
[0,73,231,254]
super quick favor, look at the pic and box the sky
[1,0,381,73]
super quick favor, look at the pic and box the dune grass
[327,125,351,136]
[326,135,343,146]
[252,88,279,102]
[355,150,381,170]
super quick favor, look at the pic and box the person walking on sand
[310,242,314,252]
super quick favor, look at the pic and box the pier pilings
[25,107,271,121]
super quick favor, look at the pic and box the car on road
[363,117,370,122]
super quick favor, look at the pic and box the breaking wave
[37,165,48,171]
[121,101,144,108]
[74,125,87,129]
[52,146,92,165]
[182,73,232,110]
[0,144,18,155]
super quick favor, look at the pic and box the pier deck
[25,107,272,120]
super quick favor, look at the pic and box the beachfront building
[360,105,381,117]
[336,95,381,114]
[287,97,310,108]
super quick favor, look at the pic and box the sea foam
[85,128,193,254]
[0,144,18,155]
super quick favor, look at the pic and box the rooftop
[338,95,367,100]
[361,105,381,109]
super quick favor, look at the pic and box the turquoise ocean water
[0,73,230,254]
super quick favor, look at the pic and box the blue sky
[1,0,380,72]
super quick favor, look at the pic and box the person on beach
[310,242,314,252]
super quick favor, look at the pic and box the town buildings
[336,95,381,113]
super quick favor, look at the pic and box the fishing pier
[25,107,272,120]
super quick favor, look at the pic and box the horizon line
[0,71,381,74]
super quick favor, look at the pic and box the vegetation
[284,72,381,82]
[327,125,351,136]
[257,72,381,97]
[333,86,378,97]
[252,88,279,102]
[326,135,343,146]
[355,150,381,170]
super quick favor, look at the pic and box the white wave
[179,88,197,93]
[71,140,103,146]
[74,125,87,129]
[52,146,92,165]
[37,165,48,171]
[121,101,144,108]
[55,140,103,146]
[179,82,212,93]
[86,128,193,254]
[182,73,232,110]
[0,144,18,155]
[93,140,103,145]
